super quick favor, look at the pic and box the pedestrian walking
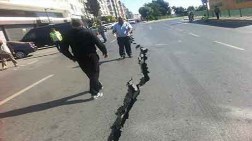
[61,19,108,99]
[0,40,18,70]
[113,17,133,59]
[98,22,107,43]
[214,6,221,20]
[50,28,62,52]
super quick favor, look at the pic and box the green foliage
[172,6,187,16]
[195,5,207,11]
[101,16,116,23]
[86,0,100,17]
[187,6,195,12]
[139,6,152,19]
[138,0,171,20]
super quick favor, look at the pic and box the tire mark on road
[168,52,241,141]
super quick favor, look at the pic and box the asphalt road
[1,19,252,141]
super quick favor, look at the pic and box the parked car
[7,41,37,59]
[21,22,72,48]
[127,19,136,24]
[102,23,113,30]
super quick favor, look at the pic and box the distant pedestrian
[214,6,221,20]
[113,17,133,59]
[61,19,108,99]
[188,11,194,22]
[50,28,62,52]
[0,39,18,70]
[98,22,107,43]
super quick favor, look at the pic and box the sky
[121,0,203,14]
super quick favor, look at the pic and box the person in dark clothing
[61,19,108,99]
[214,6,220,20]
[98,22,107,43]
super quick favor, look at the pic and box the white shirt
[113,22,133,37]
[0,42,11,54]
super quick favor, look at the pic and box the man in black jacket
[61,19,108,99]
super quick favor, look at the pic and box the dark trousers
[117,37,132,57]
[77,53,102,96]
[100,32,107,42]
[215,12,220,20]
[55,41,61,52]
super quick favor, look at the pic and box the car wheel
[15,51,27,59]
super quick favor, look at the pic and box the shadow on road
[0,91,92,119]
[193,19,252,28]
[99,58,122,65]
[72,58,121,69]
[23,52,59,60]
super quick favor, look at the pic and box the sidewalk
[192,15,252,28]
[196,15,252,22]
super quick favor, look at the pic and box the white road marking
[110,39,116,43]
[178,40,182,43]
[0,74,54,106]
[155,44,169,46]
[189,33,200,37]
[176,29,184,32]
[149,26,152,30]
[214,41,245,51]
[27,60,38,65]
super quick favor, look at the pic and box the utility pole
[44,8,54,23]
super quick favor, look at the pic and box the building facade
[122,4,133,19]
[0,0,92,41]
[0,0,131,41]
[107,0,126,18]
[98,0,110,16]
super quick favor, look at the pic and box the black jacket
[61,27,107,60]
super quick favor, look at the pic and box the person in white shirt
[113,17,133,59]
[0,39,18,70]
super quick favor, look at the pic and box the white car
[127,19,136,24]
[102,23,116,30]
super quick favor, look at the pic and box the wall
[210,0,252,10]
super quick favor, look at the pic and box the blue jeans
[100,32,107,42]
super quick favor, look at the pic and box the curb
[144,17,183,24]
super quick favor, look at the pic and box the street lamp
[44,8,54,23]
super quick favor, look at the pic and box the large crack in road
[107,44,150,141]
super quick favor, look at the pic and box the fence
[194,7,252,18]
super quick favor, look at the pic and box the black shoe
[128,55,132,58]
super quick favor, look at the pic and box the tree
[139,0,171,20]
[101,16,116,23]
[139,6,152,19]
[145,3,161,19]
[86,0,100,17]
[195,5,207,11]
[187,6,195,12]
[172,6,187,16]
[154,0,171,15]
